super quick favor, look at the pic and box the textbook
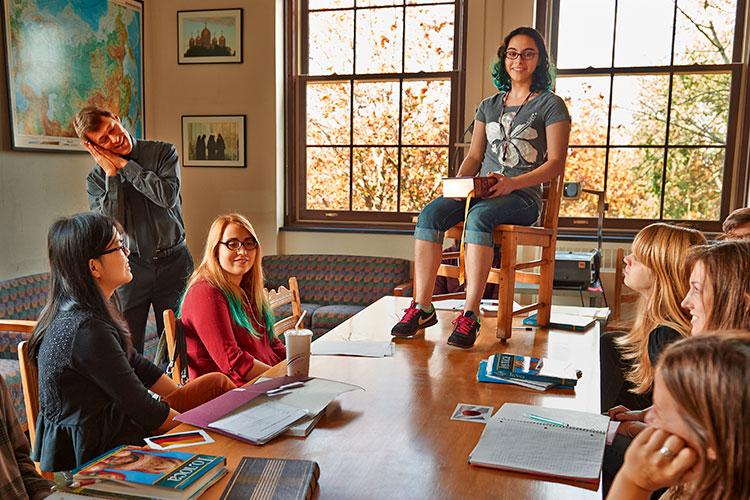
[442,176,497,198]
[477,359,559,391]
[219,457,320,500]
[69,445,227,499]
[488,353,581,387]
[523,312,596,332]
[469,403,609,482]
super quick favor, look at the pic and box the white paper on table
[550,305,610,319]
[311,340,395,358]
[208,400,307,443]
[257,377,363,415]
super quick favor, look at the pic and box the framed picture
[177,9,242,64]
[182,115,246,167]
[2,0,144,151]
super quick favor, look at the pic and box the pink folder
[175,375,309,432]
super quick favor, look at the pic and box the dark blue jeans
[414,192,539,248]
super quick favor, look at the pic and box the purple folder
[175,375,310,435]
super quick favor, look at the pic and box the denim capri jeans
[414,192,539,248]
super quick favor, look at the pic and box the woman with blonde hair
[600,223,706,413]
[609,332,750,500]
[180,214,285,386]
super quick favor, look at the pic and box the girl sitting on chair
[609,333,750,500]
[600,223,706,413]
[29,213,235,472]
[179,213,286,386]
[390,26,571,348]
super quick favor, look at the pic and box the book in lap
[220,457,320,500]
[69,445,227,499]
[469,403,609,483]
[442,176,497,198]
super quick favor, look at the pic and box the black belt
[153,240,187,260]
[130,240,187,262]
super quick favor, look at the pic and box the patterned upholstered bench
[0,272,160,429]
[263,255,412,338]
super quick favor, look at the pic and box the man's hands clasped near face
[83,116,133,177]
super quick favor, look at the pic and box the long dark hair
[28,212,133,358]
[491,26,554,93]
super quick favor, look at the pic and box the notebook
[523,312,596,331]
[219,457,320,500]
[469,403,609,483]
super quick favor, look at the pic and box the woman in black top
[29,213,235,472]
[600,223,706,413]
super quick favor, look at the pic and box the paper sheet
[209,401,307,444]
[311,340,395,357]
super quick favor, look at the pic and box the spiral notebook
[469,403,609,483]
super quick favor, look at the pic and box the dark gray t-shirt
[475,90,570,205]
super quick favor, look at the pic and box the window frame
[285,0,468,229]
[542,0,749,234]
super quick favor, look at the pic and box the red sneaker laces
[400,305,420,323]
[452,315,476,335]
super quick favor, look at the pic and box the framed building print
[177,9,242,64]
[181,115,246,167]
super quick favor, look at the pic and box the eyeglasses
[505,49,538,61]
[220,238,258,251]
[97,240,130,257]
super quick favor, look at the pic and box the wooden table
[173,296,603,499]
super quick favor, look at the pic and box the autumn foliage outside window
[550,0,744,231]
[289,0,463,226]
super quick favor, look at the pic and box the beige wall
[0,35,91,280]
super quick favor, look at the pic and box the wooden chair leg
[536,242,556,327]
[496,233,517,342]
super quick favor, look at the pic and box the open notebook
[469,403,609,483]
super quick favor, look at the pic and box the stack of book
[477,353,581,391]
[64,445,227,499]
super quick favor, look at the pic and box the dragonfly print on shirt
[485,111,539,174]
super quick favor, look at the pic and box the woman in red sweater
[180,214,286,385]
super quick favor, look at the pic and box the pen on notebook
[266,381,305,394]
[525,413,569,427]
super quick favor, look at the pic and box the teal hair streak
[224,290,276,340]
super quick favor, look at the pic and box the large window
[287,0,465,227]
[549,0,746,232]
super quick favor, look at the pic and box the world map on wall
[3,0,143,151]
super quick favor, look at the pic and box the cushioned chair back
[0,273,50,320]
[262,255,411,307]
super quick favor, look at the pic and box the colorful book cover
[477,360,558,391]
[488,353,580,387]
[74,445,225,491]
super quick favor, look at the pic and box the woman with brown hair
[600,223,706,413]
[681,239,750,335]
[608,332,750,500]
[179,214,286,386]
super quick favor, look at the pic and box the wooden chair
[266,277,303,335]
[162,309,187,385]
[610,247,638,325]
[432,174,565,342]
[16,337,52,478]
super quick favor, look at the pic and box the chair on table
[431,173,565,342]
[266,277,303,337]
[17,336,53,479]
[162,309,188,385]
[609,247,638,328]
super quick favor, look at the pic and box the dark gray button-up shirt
[86,137,186,260]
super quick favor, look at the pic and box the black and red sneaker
[447,312,480,348]
[391,301,438,338]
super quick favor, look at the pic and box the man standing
[77,106,193,354]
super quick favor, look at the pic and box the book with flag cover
[488,353,581,387]
[219,457,320,500]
